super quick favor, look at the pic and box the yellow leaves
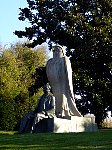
[0,42,48,101]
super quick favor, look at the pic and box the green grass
[0,130,112,150]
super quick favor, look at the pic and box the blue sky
[0,0,30,47]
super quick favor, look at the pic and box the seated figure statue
[18,83,55,133]
[31,83,55,132]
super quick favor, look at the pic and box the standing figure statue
[46,45,81,117]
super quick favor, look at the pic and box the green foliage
[15,0,112,48]
[15,0,112,125]
[0,43,47,131]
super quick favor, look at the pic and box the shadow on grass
[0,131,112,149]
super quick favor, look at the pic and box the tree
[15,0,112,126]
[0,43,48,130]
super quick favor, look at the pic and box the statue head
[42,83,51,93]
[52,44,65,58]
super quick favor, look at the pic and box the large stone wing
[64,57,75,99]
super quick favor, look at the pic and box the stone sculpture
[18,45,97,133]
[32,83,55,132]
[18,83,55,133]
[46,45,81,117]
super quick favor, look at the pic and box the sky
[0,0,30,47]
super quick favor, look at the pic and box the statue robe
[46,56,81,117]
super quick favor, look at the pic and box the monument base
[34,116,98,133]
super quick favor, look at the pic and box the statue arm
[45,96,55,117]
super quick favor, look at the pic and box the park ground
[0,129,112,150]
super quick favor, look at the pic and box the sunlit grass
[0,130,112,149]
[0,131,16,135]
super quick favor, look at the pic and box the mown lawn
[0,130,112,150]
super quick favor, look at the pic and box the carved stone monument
[46,45,81,117]
[19,45,97,133]
[45,45,97,132]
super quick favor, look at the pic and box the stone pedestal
[35,116,98,133]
